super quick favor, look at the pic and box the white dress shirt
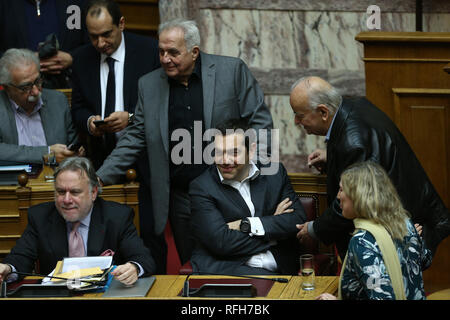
[217,162,278,272]
[100,32,125,119]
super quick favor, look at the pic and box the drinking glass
[300,254,315,291]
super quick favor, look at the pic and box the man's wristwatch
[240,217,251,233]
[128,112,135,124]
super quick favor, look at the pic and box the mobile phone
[68,142,82,151]
[93,119,107,127]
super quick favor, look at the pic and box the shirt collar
[9,96,44,116]
[217,161,260,185]
[67,207,93,230]
[101,32,125,64]
[325,101,341,142]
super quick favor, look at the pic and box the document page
[62,256,112,272]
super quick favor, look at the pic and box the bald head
[289,76,342,136]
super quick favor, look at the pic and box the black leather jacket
[313,97,449,257]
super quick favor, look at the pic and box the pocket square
[100,249,115,256]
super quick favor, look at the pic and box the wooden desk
[79,275,338,300]
[13,275,338,300]
[0,165,140,261]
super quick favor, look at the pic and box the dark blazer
[97,52,273,236]
[0,0,88,55]
[0,89,78,164]
[71,32,160,171]
[188,163,306,275]
[313,97,449,257]
[3,198,156,276]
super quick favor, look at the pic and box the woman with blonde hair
[317,161,431,300]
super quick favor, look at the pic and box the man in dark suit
[0,157,155,286]
[290,76,449,258]
[189,119,306,275]
[0,0,89,88]
[0,48,82,164]
[96,19,273,267]
[70,0,161,271]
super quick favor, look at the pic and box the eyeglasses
[8,76,43,93]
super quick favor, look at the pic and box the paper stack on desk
[42,256,114,292]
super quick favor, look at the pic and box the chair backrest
[298,193,320,254]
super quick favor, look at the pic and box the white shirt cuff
[248,217,265,236]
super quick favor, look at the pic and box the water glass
[300,254,315,291]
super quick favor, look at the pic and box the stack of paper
[42,256,113,291]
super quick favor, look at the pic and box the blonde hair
[340,161,410,240]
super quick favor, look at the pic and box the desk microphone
[182,271,289,297]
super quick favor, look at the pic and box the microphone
[182,271,289,297]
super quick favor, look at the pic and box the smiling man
[188,118,306,275]
[96,19,273,268]
[289,76,449,259]
[0,157,156,286]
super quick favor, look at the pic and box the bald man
[289,76,449,258]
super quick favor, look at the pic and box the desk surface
[16,275,338,300]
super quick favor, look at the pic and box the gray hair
[0,48,40,85]
[54,157,102,193]
[291,76,342,115]
[158,19,201,51]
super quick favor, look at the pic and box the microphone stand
[182,271,289,297]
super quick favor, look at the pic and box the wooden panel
[357,32,450,293]
[117,0,160,38]
[393,88,450,206]
[356,32,450,120]
[392,88,450,293]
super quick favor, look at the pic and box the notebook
[102,276,156,298]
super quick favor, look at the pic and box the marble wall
[159,0,450,172]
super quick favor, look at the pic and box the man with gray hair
[0,157,156,286]
[290,76,449,260]
[0,48,83,164]
[97,18,273,267]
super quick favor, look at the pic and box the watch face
[240,220,250,233]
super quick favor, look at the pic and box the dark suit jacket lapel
[250,173,266,217]
[49,210,69,259]
[212,168,251,217]
[39,93,51,145]
[86,202,106,256]
[123,33,134,111]
[159,72,170,155]
[326,100,351,202]
[201,52,215,130]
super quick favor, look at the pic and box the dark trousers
[139,182,167,274]
[169,188,196,265]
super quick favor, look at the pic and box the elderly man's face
[158,27,198,83]
[5,63,42,111]
[54,170,98,223]
[290,87,329,136]
[86,8,124,56]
